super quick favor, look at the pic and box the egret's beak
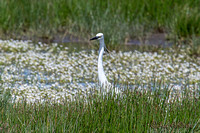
[90,36,98,41]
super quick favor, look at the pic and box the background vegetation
[0,0,200,46]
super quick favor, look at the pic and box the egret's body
[97,37,108,86]
[90,33,108,86]
[90,33,120,93]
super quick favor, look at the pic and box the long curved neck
[98,38,108,86]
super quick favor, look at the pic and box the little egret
[90,33,121,94]
[90,33,109,87]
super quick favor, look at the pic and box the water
[0,40,199,103]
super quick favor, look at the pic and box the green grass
[1,88,200,132]
[0,0,200,46]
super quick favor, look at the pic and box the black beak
[90,36,98,41]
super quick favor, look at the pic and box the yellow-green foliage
[0,0,199,44]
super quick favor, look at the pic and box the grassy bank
[0,0,200,45]
[0,88,200,132]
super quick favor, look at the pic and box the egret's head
[90,33,104,41]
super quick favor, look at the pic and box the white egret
[90,33,109,87]
[90,33,121,94]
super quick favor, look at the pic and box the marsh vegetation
[0,0,200,132]
[0,1,200,48]
[0,40,200,132]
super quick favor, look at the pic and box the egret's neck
[98,38,108,86]
[99,39,105,52]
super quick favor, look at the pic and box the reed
[0,88,200,132]
[0,0,199,45]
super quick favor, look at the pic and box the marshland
[0,0,200,132]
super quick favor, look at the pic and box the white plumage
[90,33,121,94]
[90,33,108,86]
